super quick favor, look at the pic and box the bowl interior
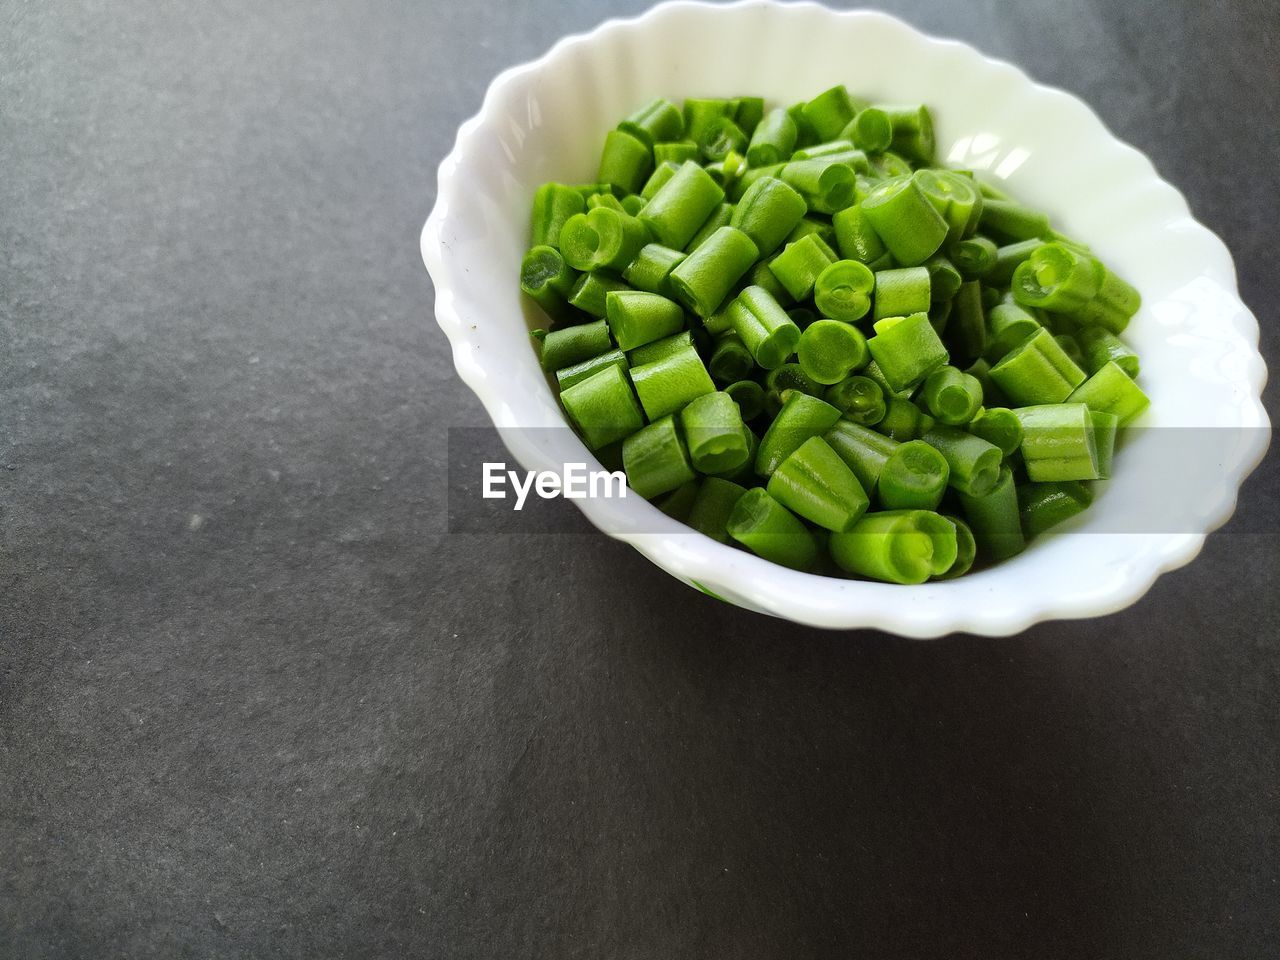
[427,2,1268,633]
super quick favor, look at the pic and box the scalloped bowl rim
[422,0,1270,636]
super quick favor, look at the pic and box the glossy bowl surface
[422,0,1269,636]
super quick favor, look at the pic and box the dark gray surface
[2,0,1277,957]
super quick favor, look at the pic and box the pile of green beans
[519,88,1148,583]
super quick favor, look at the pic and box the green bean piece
[964,357,1011,407]
[726,285,802,370]
[680,391,750,474]
[629,343,715,421]
[767,436,870,532]
[797,319,869,385]
[984,298,1042,363]
[1012,403,1100,482]
[712,424,761,483]
[829,510,957,584]
[560,364,645,450]
[746,107,799,167]
[824,419,899,492]
[669,226,759,317]
[536,317,612,373]
[604,290,685,351]
[923,255,963,302]
[948,235,998,279]
[1077,326,1140,378]
[725,379,766,421]
[921,365,984,425]
[698,116,748,162]
[730,176,807,257]
[779,157,860,214]
[730,97,765,135]
[709,331,754,383]
[729,162,784,202]
[623,414,697,498]
[867,311,948,392]
[870,151,913,180]
[862,175,949,266]
[727,488,819,571]
[1090,410,1120,479]
[1017,480,1094,538]
[986,238,1045,286]
[787,100,819,149]
[560,206,650,273]
[878,104,935,165]
[989,327,1086,405]
[802,85,860,142]
[657,479,701,522]
[947,279,986,364]
[875,397,927,442]
[979,199,1050,242]
[747,256,794,306]
[957,466,1025,562]
[769,233,838,301]
[921,422,1001,497]
[555,348,628,392]
[597,128,653,195]
[814,260,876,323]
[587,192,626,213]
[785,216,838,251]
[755,391,842,477]
[622,243,687,297]
[1072,258,1141,334]
[653,140,701,166]
[1055,333,1086,371]
[520,245,579,324]
[824,375,886,426]
[683,98,735,146]
[832,203,890,267]
[637,160,727,250]
[621,195,646,216]
[843,107,893,153]
[530,183,587,249]
[790,138,856,161]
[765,363,822,398]
[929,298,952,338]
[567,272,629,318]
[1011,242,1100,314]
[1066,361,1150,426]
[685,202,735,253]
[639,161,681,200]
[914,169,981,242]
[686,477,748,543]
[618,97,684,147]
[937,515,977,579]
[967,407,1023,458]
[878,440,950,510]
[627,330,693,367]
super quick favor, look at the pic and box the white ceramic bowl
[422,0,1269,636]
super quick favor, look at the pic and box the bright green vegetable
[560,206,650,272]
[866,311,948,392]
[597,129,653,195]
[921,365,984,425]
[530,183,587,249]
[1012,403,1101,482]
[873,266,932,322]
[686,478,747,543]
[878,440,950,510]
[957,466,1025,562]
[745,108,798,167]
[814,260,875,322]
[769,233,838,300]
[725,379,766,421]
[680,391,751,474]
[561,364,645,450]
[1018,480,1095,538]
[755,391,842,476]
[967,406,1023,458]
[555,348,628,392]
[519,245,578,323]
[797,319,869,385]
[727,285,802,370]
[1066,360,1150,425]
[730,176,807,256]
[639,160,726,249]
[622,243,687,297]
[767,436,870,532]
[605,290,685,351]
[829,510,957,584]
[832,203,892,268]
[861,175,949,266]
[708,331,754,383]
[922,424,1002,497]
[726,488,819,570]
[623,414,696,498]
[1077,326,1140,378]
[988,327,1086,405]
[619,98,684,147]
[629,342,715,420]
[669,226,760,317]
[535,318,612,373]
